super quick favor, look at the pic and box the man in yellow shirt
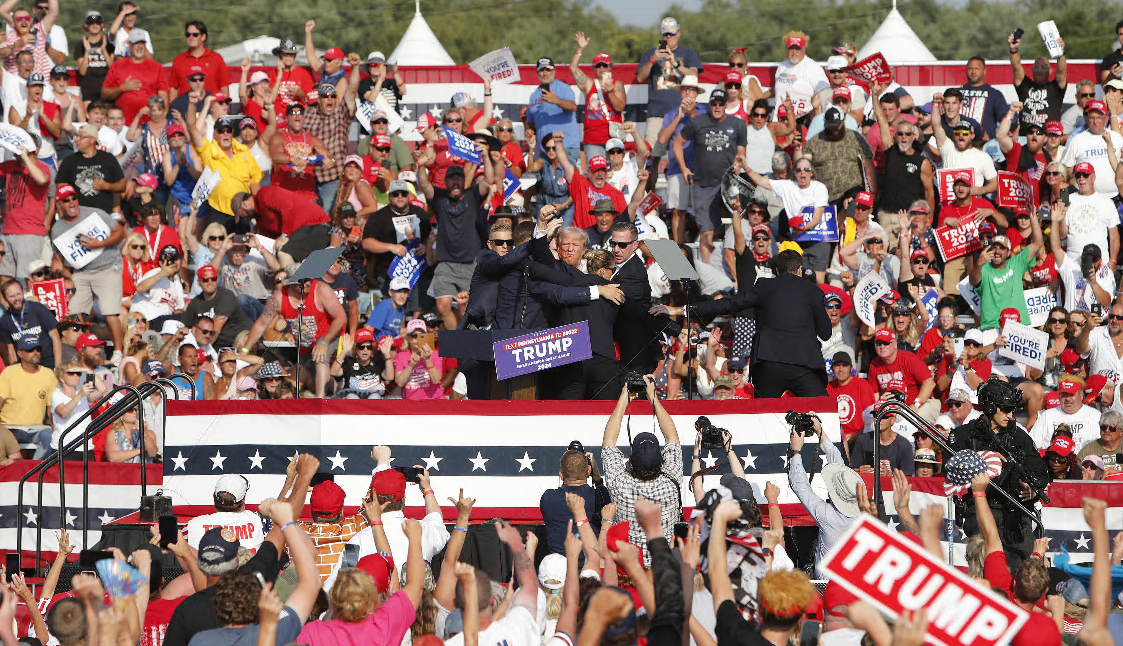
[184,107,262,235]
[0,334,58,458]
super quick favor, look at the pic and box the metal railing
[871,400,1044,534]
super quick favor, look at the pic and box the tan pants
[876,210,902,252]
[645,116,665,149]
[943,257,968,297]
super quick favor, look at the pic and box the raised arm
[601,383,630,447]
[570,32,590,90]
[433,489,475,609]
[707,501,742,609]
[259,497,318,623]
[302,21,322,75]
[494,520,538,613]
[1079,498,1112,646]
[1008,33,1025,86]
[996,103,1019,154]
[344,52,361,113]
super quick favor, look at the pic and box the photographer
[601,374,681,561]
[688,416,748,502]
[787,412,866,563]
[539,444,611,555]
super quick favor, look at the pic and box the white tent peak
[857,7,936,64]
[389,0,455,66]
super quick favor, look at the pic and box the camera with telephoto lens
[785,410,818,437]
[568,440,591,466]
[626,371,647,397]
[698,487,761,532]
[695,416,728,451]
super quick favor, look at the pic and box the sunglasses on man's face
[913,257,929,264]
[710,99,727,106]
[874,340,893,347]
[199,277,217,284]
[188,76,205,83]
[825,303,842,310]
[751,235,770,242]
[1075,172,1092,179]
[390,191,409,198]
[751,112,768,118]
[610,239,637,249]
[1111,314,1123,321]
[1079,92,1096,98]
[375,146,391,153]
[997,405,1016,414]
[489,238,513,247]
[214,126,234,134]
[185,31,202,37]
[731,62,746,68]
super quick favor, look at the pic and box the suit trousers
[751,360,828,398]
[537,362,586,400]
[584,355,622,400]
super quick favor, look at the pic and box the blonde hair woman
[51,361,107,455]
[121,232,153,318]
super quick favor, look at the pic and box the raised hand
[575,32,590,50]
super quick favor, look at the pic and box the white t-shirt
[939,139,998,186]
[1056,253,1116,312]
[773,57,829,118]
[1085,325,1123,384]
[606,154,639,199]
[129,267,186,320]
[444,605,541,646]
[769,178,829,222]
[50,388,92,450]
[1027,404,1102,451]
[184,509,265,551]
[114,28,154,56]
[1063,192,1118,263]
[1061,130,1123,197]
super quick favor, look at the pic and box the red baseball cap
[212,92,230,103]
[1045,120,1064,135]
[886,378,906,393]
[354,328,374,345]
[1044,391,1061,409]
[588,155,608,172]
[1085,99,1107,114]
[911,249,928,260]
[854,191,873,207]
[323,47,344,61]
[786,35,807,49]
[76,333,105,351]
[724,71,742,85]
[369,469,406,502]
[832,86,851,101]
[952,171,973,184]
[979,221,997,235]
[416,113,436,132]
[197,264,218,280]
[356,553,394,592]
[874,328,896,343]
[188,65,205,76]
[56,184,76,200]
[776,104,788,119]
[999,307,1021,325]
[1085,374,1109,403]
[605,521,643,572]
[1046,435,1076,457]
[310,480,346,518]
[1060,348,1080,368]
[166,123,186,137]
[824,580,858,618]
[1074,161,1095,175]
[373,133,392,148]
[593,52,611,65]
[1058,380,1081,395]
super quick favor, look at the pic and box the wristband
[575,519,589,527]
[371,520,383,526]
[280,521,297,532]
[317,339,330,347]
[453,525,468,532]
[767,502,778,507]
[1032,552,1043,559]
[422,489,435,497]
[972,491,986,498]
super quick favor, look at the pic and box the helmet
[977,377,1021,417]
[720,168,755,216]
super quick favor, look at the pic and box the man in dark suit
[659,249,831,397]
[608,220,664,375]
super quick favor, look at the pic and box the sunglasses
[408,332,424,338]
[496,126,514,132]
[357,343,374,350]
[129,244,145,250]
[948,400,968,408]
[1103,425,1121,432]
[729,367,745,373]
[544,146,556,152]
[1079,93,1096,98]
[750,112,769,118]
[489,238,513,247]
[594,63,610,69]
[896,131,916,137]
[375,146,391,152]
[867,239,884,245]
[1045,170,1062,176]
[731,62,746,68]
[372,118,389,125]
[725,82,741,88]
[288,108,305,116]
[794,167,814,173]
[185,31,202,37]
[214,126,234,134]
[188,76,205,83]
[199,277,217,283]
[1049,318,1067,324]
[751,235,770,242]
[608,149,625,155]
[874,340,892,347]
[13,16,30,22]
[912,257,929,264]
[1111,314,1123,321]
[610,239,637,249]
[65,287,75,295]
[263,377,282,382]
[1075,172,1092,179]
[1047,455,1068,463]
[997,405,1016,414]
[389,191,409,198]
[825,303,842,310]
[444,118,462,124]
[964,340,981,347]
[710,99,727,106]
[208,235,225,241]
[65,371,84,377]
[198,329,215,335]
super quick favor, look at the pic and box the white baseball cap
[215,474,249,502]
[160,320,185,335]
[827,55,849,71]
[605,138,625,152]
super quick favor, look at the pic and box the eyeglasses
[1049,318,1067,324]
[750,112,768,118]
[208,235,225,242]
[489,238,513,247]
[389,191,409,198]
[610,239,637,249]
[710,99,727,106]
[188,76,205,83]
[751,235,770,241]
[496,126,514,132]
[1075,172,1092,179]
[185,31,202,37]
[444,118,462,124]
[1079,92,1096,98]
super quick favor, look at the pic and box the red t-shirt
[274,66,315,115]
[983,551,1061,646]
[131,225,182,258]
[168,49,230,96]
[567,172,627,230]
[917,327,947,364]
[103,57,169,123]
[1027,252,1059,288]
[272,128,318,197]
[828,376,878,437]
[734,384,755,399]
[0,159,50,235]
[361,155,391,189]
[140,597,186,646]
[937,197,998,227]
[253,185,331,238]
[428,138,466,190]
[243,98,266,132]
[502,142,526,174]
[867,350,932,401]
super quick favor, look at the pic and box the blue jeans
[316,179,340,213]
[238,294,264,321]
[583,144,606,160]
[10,426,54,459]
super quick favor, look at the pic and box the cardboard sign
[1000,319,1048,371]
[793,205,839,243]
[356,96,404,135]
[442,125,483,165]
[843,53,892,84]
[1038,20,1064,58]
[0,122,35,154]
[1023,287,1058,327]
[493,321,593,380]
[502,168,519,202]
[820,516,1028,646]
[638,191,663,218]
[52,213,111,270]
[997,171,1035,213]
[934,219,982,262]
[921,287,939,330]
[854,270,890,328]
[957,277,982,316]
[29,278,67,320]
[937,168,973,204]
[469,47,519,85]
[191,167,220,211]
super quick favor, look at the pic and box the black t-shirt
[162,541,280,646]
[1015,77,1065,126]
[733,250,775,320]
[362,204,431,282]
[0,302,58,368]
[849,431,916,476]
[715,599,775,646]
[432,186,486,264]
[357,77,403,115]
[55,150,124,214]
[169,91,211,122]
[340,356,386,392]
[679,114,748,186]
[324,272,358,306]
[73,36,114,101]
[182,287,251,349]
[584,216,628,252]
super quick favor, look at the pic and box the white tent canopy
[857,7,936,64]
[389,0,455,66]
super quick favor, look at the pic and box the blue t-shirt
[527,80,579,151]
[169,146,198,205]
[0,301,58,368]
[187,605,301,646]
[959,84,1009,138]
[661,105,708,176]
[366,299,404,340]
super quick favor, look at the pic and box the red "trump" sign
[820,516,1028,646]
[997,170,1035,213]
[933,219,982,262]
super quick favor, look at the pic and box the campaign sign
[934,219,982,262]
[957,277,982,316]
[1000,319,1048,372]
[937,168,973,204]
[854,270,890,328]
[820,516,1028,646]
[494,321,593,380]
[469,47,519,85]
[1038,20,1064,58]
[1024,287,1059,327]
[52,213,111,270]
[997,171,1035,213]
[191,167,220,211]
[502,168,519,202]
[30,279,67,320]
[843,53,892,84]
[356,96,404,135]
[388,242,428,290]
[921,287,939,330]
[637,191,663,218]
[0,122,35,154]
[442,125,483,165]
[793,205,839,243]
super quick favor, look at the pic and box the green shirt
[1078,440,1122,471]
[977,247,1031,330]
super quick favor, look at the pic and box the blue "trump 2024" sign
[493,321,592,380]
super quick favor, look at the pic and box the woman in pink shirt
[393,319,445,400]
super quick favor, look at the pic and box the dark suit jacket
[691,272,831,372]
[490,242,598,330]
[611,254,664,368]
[528,238,619,359]
[462,248,523,328]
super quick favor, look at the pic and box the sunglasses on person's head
[610,239,637,249]
[1075,172,1092,179]
[489,238,513,247]
[390,190,409,198]
[444,117,462,124]
[188,75,205,83]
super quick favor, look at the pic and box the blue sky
[595,0,702,27]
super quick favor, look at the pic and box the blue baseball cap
[144,360,165,377]
[197,526,240,575]
[16,335,41,351]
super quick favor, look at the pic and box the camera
[785,410,818,437]
[698,487,761,532]
[626,371,647,397]
[568,440,592,466]
[695,416,728,450]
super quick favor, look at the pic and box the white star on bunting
[429,105,443,118]
[516,451,536,472]
[399,106,413,119]
[64,509,76,527]
[422,451,443,472]
[493,106,505,119]
[210,451,226,470]
[701,451,718,469]
[248,450,266,470]
[887,517,900,532]
[171,451,188,471]
[1074,533,1090,550]
[469,451,489,472]
[741,449,757,470]
[329,450,349,471]
[98,510,115,526]
[23,508,37,526]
